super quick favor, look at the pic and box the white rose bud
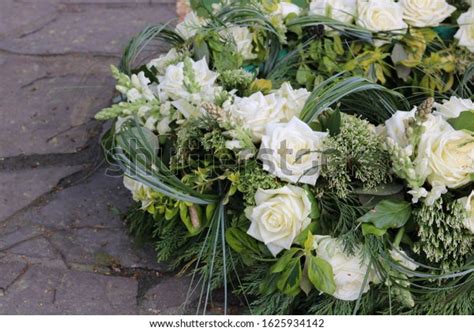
[314,236,377,301]
[246,185,312,256]
[356,0,408,35]
[309,0,357,24]
[259,117,328,185]
[175,11,207,40]
[455,7,474,52]
[434,96,474,119]
[400,0,456,27]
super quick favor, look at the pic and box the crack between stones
[18,17,59,39]
[0,47,120,59]
[0,263,30,295]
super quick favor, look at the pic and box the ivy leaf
[447,110,474,132]
[307,256,336,295]
[276,258,302,296]
[271,248,300,273]
[358,199,412,230]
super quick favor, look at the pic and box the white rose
[415,115,474,189]
[384,108,416,155]
[455,7,474,52]
[221,26,257,60]
[309,0,357,23]
[272,1,302,18]
[147,48,180,76]
[158,58,219,118]
[459,191,474,233]
[390,249,418,271]
[434,96,474,119]
[314,236,376,301]
[356,0,408,34]
[274,82,310,121]
[246,185,312,256]
[259,117,328,185]
[400,0,456,27]
[225,92,286,142]
[175,11,207,40]
[123,176,154,210]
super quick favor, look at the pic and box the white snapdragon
[384,109,416,155]
[259,117,328,185]
[147,48,181,76]
[271,1,302,19]
[158,58,219,118]
[246,185,312,256]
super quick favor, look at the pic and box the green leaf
[304,187,321,220]
[225,227,261,256]
[295,222,318,246]
[447,110,474,132]
[318,108,341,136]
[271,248,300,273]
[304,231,314,255]
[307,256,336,295]
[362,223,387,237]
[358,199,412,230]
[276,258,302,296]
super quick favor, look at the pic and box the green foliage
[358,200,412,232]
[218,69,254,93]
[307,255,336,295]
[321,114,392,199]
[447,110,474,132]
[413,198,473,271]
[235,161,282,205]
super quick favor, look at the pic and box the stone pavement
[0,0,203,314]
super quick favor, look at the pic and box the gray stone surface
[0,166,84,221]
[0,0,188,315]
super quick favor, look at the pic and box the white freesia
[123,177,154,210]
[158,58,219,118]
[309,0,357,23]
[459,191,474,233]
[455,7,474,52]
[415,115,474,190]
[314,236,377,301]
[384,108,416,155]
[434,96,474,119]
[246,185,312,256]
[259,117,328,185]
[175,11,207,40]
[225,92,285,142]
[221,26,257,60]
[147,48,181,76]
[356,0,407,36]
[274,82,310,120]
[271,1,302,18]
[400,0,455,27]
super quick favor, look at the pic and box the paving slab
[0,165,84,222]
[0,265,138,314]
[0,3,177,55]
